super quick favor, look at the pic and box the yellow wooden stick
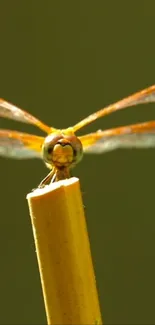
[27,177,102,325]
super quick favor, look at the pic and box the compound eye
[43,143,54,163]
[47,145,53,155]
[42,134,62,163]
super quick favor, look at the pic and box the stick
[27,177,102,325]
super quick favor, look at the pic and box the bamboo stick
[27,177,102,325]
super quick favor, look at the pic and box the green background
[0,1,155,324]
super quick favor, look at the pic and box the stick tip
[26,177,79,200]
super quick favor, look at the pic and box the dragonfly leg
[38,170,54,188]
[37,166,71,188]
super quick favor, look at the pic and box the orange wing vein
[0,99,52,134]
[73,85,155,132]
[0,130,44,159]
[79,121,155,153]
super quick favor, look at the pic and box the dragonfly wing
[0,130,44,159]
[79,121,155,153]
[73,85,155,131]
[0,99,52,134]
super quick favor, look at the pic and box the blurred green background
[0,1,155,324]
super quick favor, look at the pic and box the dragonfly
[1,85,155,187]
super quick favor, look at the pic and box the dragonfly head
[42,131,83,169]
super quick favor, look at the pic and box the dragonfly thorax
[42,132,83,169]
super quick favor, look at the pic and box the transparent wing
[0,130,44,159]
[0,99,52,134]
[79,121,155,153]
[73,85,155,132]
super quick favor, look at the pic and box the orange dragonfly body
[1,85,155,187]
